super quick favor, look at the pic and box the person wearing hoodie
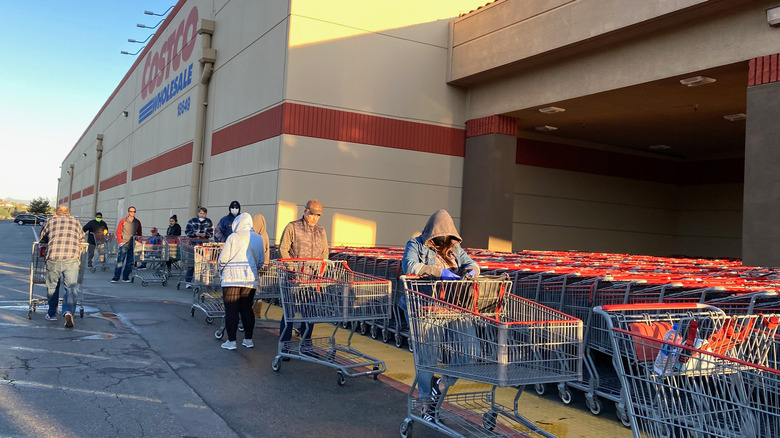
[215,200,241,243]
[217,212,265,350]
[401,209,480,423]
[252,213,273,319]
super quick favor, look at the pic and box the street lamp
[121,46,145,56]
[137,19,164,29]
[128,34,153,44]
[145,6,174,16]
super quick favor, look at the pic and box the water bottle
[653,324,681,375]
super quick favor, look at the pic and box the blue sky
[0,1,175,203]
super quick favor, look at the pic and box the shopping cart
[271,259,392,385]
[28,242,88,319]
[190,243,224,324]
[175,237,195,290]
[90,232,118,272]
[212,263,281,340]
[132,235,169,286]
[400,275,583,438]
[596,303,780,437]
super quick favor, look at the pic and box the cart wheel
[206,317,214,324]
[587,396,602,415]
[394,333,404,348]
[131,277,135,283]
[272,357,281,372]
[559,386,574,405]
[90,267,97,273]
[162,281,167,287]
[142,281,148,287]
[407,339,413,353]
[381,329,391,343]
[101,266,108,272]
[27,310,32,320]
[177,283,181,290]
[336,371,346,386]
[79,308,84,318]
[399,418,413,438]
[617,404,631,427]
[534,383,547,396]
[341,321,350,329]
[215,329,224,340]
[190,308,195,317]
[373,365,380,380]
[370,325,379,339]
[482,411,498,431]
[359,322,368,335]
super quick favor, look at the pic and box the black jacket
[82,219,109,245]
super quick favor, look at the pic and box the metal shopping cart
[272,259,392,385]
[132,235,169,286]
[400,275,583,438]
[90,232,118,272]
[28,242,88,319]
[190,243,224,324]
[596,303,780,438]
[212,263,281,340]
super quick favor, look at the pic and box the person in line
[184,207,214,284]
[166,215,182,270]
[82,212,109,268]
[252,213,272,318]
[39,205,84,328]
[111,206,143,283]
[166,215,182,236]
[217,212,264,350]
[215,200,241,243]
[278,199,329,357]
[401,209,480,423]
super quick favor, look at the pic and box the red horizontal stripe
[211,103,465,156]
[466,115,516,137]
[71,190,82,201]
[100,171,127,192]
[132,142,193,181]
[82,185,94,196]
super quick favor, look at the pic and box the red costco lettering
[141,7,199,100]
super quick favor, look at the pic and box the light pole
[121,46,145,56]
[137,19,164,30]
[144,6,174,17]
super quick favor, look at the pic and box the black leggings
[223,287,256,342]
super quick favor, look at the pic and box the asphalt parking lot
[0,221,629,437]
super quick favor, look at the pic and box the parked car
[14,214,45,225]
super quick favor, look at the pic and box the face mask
[230,208,239,215]
[95,218,102,222]
[198,217,205,222]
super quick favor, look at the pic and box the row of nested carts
[28,232,780,438]
[329,246,780,438]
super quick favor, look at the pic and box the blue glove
[440,269,460,280]
[467,269,476,278]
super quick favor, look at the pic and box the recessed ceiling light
[649,144,672,150]
[723,113,747,122]
[680,76,716,87]
[534,125,558,132]
[538,106,566,114]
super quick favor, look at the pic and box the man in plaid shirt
[183,206,213,284]
[39,205,84,328]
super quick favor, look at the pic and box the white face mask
[230,208,239,215]
[198,217,205,222]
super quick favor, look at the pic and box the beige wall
[453,0,776,118]
[513,164,742,257]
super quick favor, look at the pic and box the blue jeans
[46,258,79,315]
[114,242,134,280]
[47,279,61,317]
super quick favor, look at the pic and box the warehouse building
[58,0,780,265]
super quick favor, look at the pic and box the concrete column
[743,55,780,266]
[460,115,516,252]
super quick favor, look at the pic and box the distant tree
[28,197,51,215]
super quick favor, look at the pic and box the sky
[0,1,175,203]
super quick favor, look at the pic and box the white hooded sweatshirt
[218,212,265,287]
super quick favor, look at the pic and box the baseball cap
[229,200,241,209]
[306,199,323,215]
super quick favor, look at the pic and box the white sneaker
[242,339,254,348]
[221,340,237,350]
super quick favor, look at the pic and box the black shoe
[421,407,436,423]
[111,278,119,283]
[430,376,442,406]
